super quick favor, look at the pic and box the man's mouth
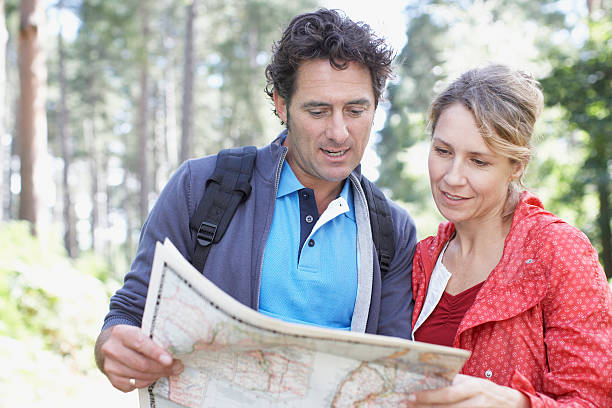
[322,149,347,157]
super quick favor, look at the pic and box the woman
[408,65,612,407]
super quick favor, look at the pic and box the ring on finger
[129,378,136,387]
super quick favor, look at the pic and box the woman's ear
[510,161,525,182]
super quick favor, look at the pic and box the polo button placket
[305,215,314,223]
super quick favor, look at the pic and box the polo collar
[276,160,355,221]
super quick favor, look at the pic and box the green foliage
[0,222,134,405]
[377,9,446,206]
[192,0,318,153]
[375,0,602,250]
[540,16,612,276]
[377,0,568,204]
[0,221,117,370]
[74,250,116,283]
[4,0,18,16]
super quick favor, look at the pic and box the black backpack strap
[360,177,395,276]
[188,146,257,272]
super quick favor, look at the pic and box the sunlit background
[1,0,609,406]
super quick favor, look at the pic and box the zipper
[254,146,287,310]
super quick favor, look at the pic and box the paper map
[139,239,470,408]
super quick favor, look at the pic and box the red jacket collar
[413,191,559,336]
[422,191,549,264]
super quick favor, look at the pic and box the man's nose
[326,112,349,144]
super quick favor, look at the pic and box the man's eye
[309,110,324,117]
[347,108,365,117]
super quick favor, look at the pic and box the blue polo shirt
[258,160,358,330]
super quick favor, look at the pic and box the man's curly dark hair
[265,8,394,120]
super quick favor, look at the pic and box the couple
[95,8,612,407]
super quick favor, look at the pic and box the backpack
[188,146,395,276]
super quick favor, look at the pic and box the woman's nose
[444,161,467,185]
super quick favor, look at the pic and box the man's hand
[94,325,184,392]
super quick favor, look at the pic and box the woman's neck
[442,215,513,295]
[452,215,512,258]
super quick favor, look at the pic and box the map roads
[139,240,469,408]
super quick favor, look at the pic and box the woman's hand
[406,374,530,408]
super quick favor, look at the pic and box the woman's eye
[472,158,489,167]
[434,146,450,155]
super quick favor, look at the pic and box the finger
[104,345,183,381]
[105,358,168,382]
[452,373,470,385]
[106,361,183,393]
[116,326,174,366]
[123,376,150,391]
[407,397,484,408]
[106,374,146,393]
[116,376,151,393]
[105,353,184,381]
[102,326,174,375]
[101,339,166,377]
[409,383,474,405]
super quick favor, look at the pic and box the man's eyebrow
[346,98,372,106]
[301,101,330,109]
[301,98,372,109]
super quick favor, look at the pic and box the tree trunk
[164,61,178,168]
[57,0,78,257]
[138,1,150,223]
[586,0,604,13]
[152,81,161,192]
[8,121,18,218]
[596,155,611,278]
[180,0,196,163]
[587,0,611,278]
[84,113,107,254]
[160,9,179,172]
[0,0,7,221]
[18,0,47,234]
[84,116,97,250]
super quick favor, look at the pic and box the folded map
[139,239,470,408]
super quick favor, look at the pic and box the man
[95,8,417,393]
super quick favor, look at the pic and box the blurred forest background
[0,0,610,406]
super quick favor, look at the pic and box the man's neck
[295,172,345,215]
[282,144,348,215]
[312,182,345,216]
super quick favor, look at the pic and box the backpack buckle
[196,221,217,246]
[380,253,392,273]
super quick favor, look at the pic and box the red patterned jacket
[412,192,612,407]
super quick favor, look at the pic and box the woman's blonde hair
[427,64,544,216]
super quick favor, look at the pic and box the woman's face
[428,103,521,227]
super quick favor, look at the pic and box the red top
[414,281,483,347]
[411,191,612,407]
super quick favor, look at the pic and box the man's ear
[273,90,288,124]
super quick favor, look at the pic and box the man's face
[274,59,375,190]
